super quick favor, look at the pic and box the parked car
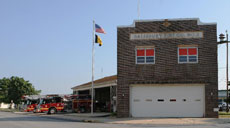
[219,102,230,111]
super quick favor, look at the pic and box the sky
[0,0,230,94]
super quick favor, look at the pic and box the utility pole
[219,30,230,112]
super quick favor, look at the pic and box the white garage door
[130,84,205,117]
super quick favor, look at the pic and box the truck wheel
[48,108,56,114]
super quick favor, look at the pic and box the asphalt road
[0,112,229,128]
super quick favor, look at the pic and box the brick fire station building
[117,18,218,118]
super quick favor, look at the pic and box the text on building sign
[130,31,203,40]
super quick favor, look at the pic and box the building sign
[130,31,203,40]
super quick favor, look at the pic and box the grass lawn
[0,108,19,112]
[219,112,230,118]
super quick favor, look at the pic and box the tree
[0,78,10,103]
[0,76,41,104]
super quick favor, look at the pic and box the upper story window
[136,46,155,64]
[178,47,198,63]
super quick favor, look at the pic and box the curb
[13,111,102,123]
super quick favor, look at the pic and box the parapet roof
[117,18,216,28]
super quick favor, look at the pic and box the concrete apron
[14,112,229,126]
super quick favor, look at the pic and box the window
[136,47,155,64]
[157,99,164,102]
[170,99,176,102]
[178,47,198,63]
[146,99,152,102]
[195,99,201,101]
[133,99,140,102]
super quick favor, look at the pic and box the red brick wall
[117,19,218,118]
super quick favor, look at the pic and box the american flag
[95,24,106,34]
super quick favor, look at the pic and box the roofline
[117,18,216,28]
[71,79,116,90]
[71,75,117,89]
[72,84,117,91]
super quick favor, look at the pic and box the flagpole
[91,20,95,115]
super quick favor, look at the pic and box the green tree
[0,76,41,104]
[0,78,10,103]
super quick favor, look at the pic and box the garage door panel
[130,85,204,117]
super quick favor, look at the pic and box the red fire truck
[25,99,38,112]
[72,95,91,113]
[34,95,72,114]
[21,95,40,112]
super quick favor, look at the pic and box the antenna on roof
[101,68,103,78]
[137,0,140,20]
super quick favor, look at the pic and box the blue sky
[0,0,229,94]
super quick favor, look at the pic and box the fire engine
[20,95,40,112]
[25,99,38,112]
[72,95,91,113]
[34,95,71,114]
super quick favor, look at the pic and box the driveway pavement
[14,112,230,127]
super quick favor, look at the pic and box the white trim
[130,31,203,40]
[72,79,117,90]
[118,18,216,28]
[129,86,132,117]
[178,47,198,64]
[73,84,117,91]
[203,85,206,117]
[136,46,155,48]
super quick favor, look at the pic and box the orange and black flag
[95,34,103,46]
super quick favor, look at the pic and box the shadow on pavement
[203,118,230,124]
[0,115,81,122]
